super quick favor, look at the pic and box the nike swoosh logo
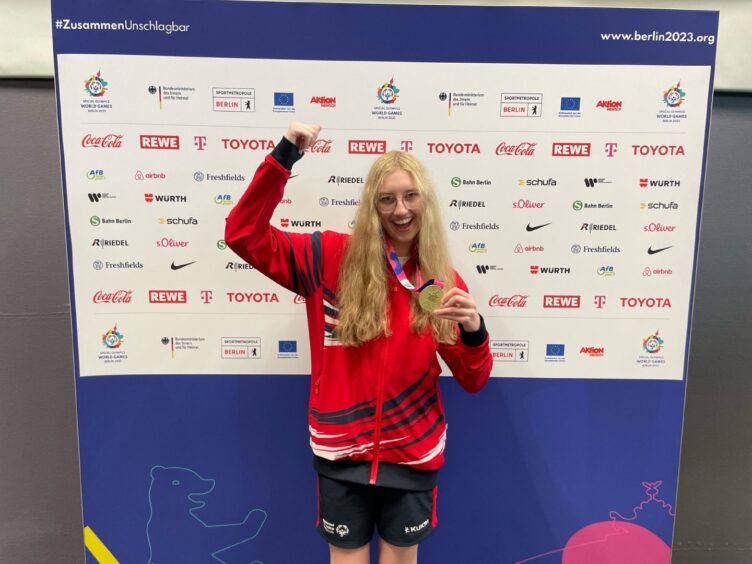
[526,222,552,232]
[171,261,196,270]
[647,245,673,255]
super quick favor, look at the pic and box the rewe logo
[543,295,581,308]
[148,290,187,303]
[348,140,386,154]
[552,142,591,157]
[140,135,180,149]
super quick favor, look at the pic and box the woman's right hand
[284,122,322,153]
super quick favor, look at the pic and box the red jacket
[225,146,492,489]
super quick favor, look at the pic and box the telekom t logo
[194,136,207,151]
[594,295,607,309]
[200,290,213,304]
[400,140,413,152]
[604,142,618,157]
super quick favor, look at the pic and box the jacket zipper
[369,327,390,484]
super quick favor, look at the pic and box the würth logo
[348,140,386,154]
[140,135,180,149]
[543,295,581,308]
[148,290,187,303]
[552,142,591,157]
[280,219,322,228]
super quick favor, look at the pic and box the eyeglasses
[375,191,422,212]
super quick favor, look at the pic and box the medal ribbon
[385,241,444,294]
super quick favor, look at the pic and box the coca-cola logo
[294,295,306,304]
[488,294,528,307]
[82,134,123,148]
[93,290,133,304]
[307,139,332,153]
[495,142,536,156]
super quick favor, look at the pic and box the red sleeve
[437,273,492,393]
[224,154,326,297]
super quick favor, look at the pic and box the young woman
[225,122,492,564]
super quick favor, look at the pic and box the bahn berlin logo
[140,135,179,150]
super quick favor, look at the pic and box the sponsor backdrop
[52,2,717,562]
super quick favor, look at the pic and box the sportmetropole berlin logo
[377,77,399,104]
[663,81,685,107]
[85,69,108,97]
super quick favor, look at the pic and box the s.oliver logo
[81,134,123,148]
[140,135,180,149]
[227,292,280,303]
[552,142,591,157]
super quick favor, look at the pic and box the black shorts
[316,474,437,548]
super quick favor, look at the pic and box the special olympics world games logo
[377,77,399,104]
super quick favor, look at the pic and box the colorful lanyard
[385,242,444,294]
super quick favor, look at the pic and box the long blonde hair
[336,151,456,347]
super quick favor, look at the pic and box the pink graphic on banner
[516,481,673,564]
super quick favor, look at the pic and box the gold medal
[419,284,444,313]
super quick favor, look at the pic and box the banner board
[52,2,717,561]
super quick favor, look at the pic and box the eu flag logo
[546,344,565,356]
[278,340,297,353]
[274,92,294,106]
[560,97,580,111]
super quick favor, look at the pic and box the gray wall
[0,80,749,563]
